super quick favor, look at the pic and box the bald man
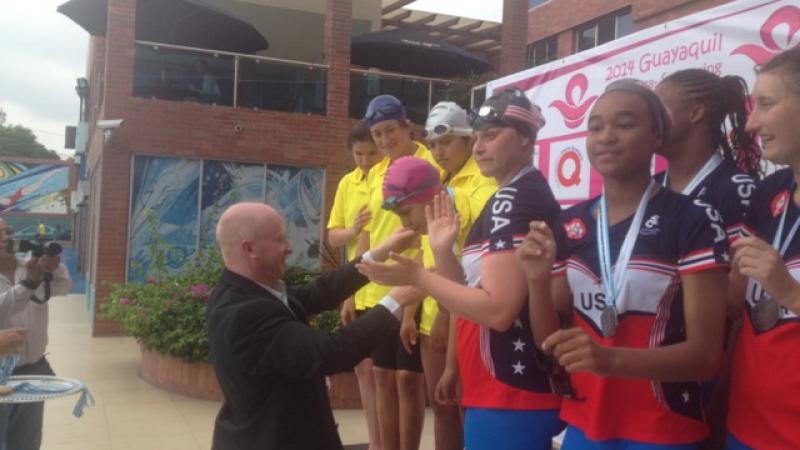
[208,202,419,450]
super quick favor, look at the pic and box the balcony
[133,41,454,123]
[349,69,452,124]
[133,41,328,114]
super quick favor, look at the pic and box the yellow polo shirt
[419,186,473,335]
[327,167,369,262]
[358,142,441,310]
[444,156,497,226]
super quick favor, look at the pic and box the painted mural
[128,155,324,282]
[265,164,324,268]
[128,156,200,283]
[199,160,265,243]
[2,215,72,241]
[0,162,70,213]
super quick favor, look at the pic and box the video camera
[5,239,63,258]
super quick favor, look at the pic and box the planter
[139,348,363,409]
[140,348,224,401]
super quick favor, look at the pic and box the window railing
[349,69,452,124]
[470,83,487,109]
[133,41,328,115]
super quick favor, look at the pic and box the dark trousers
[0,357,55,450]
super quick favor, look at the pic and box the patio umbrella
[57,0,107,35]
[58,0,269,54]
[351,28,492,78]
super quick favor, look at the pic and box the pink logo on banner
[731,6,800,65]
[549,74,598,129]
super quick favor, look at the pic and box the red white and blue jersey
[728,168,800,450]
[457,168,562,410]
[553,188,729,444]
[655,160,756,244]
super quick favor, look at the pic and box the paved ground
[39,294,435,449]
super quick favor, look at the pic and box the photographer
[0,218,72,450]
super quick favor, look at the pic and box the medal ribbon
[756,183,800,300]
[597,180,656,312]
[662,153,723,195]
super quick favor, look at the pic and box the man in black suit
[208,202,419,450]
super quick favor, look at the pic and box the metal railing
[470,83,487,109]
[133,40,328,114]
[133,40,461,121]
[349,69,452,124]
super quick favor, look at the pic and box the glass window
[526,36,559,67]
[576,25,597,52]
[615,12,634,38]
[574,9,633,52]
[597,14,616,46]
[529,0,548,8]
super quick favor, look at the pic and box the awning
[58,0,269,54]
[351,28,493,78]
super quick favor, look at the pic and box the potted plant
[102,232,361,407]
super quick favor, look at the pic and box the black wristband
[20,279,42,290]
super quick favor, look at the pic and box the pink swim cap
[382,156,441,210]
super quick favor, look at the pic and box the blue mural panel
[128,155,200,283]
[0,162,69,213]
[265,164,324,269]
[199,160,265,243]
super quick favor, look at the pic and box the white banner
[487,0,800,205]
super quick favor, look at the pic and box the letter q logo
[557,147,582,187]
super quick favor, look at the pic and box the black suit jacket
[208,260,399,450]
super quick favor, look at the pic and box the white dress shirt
[0,256,72,365]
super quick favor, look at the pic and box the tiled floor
[41,295,435,450]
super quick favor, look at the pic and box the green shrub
[102,238,337,363]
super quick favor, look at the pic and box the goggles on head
[468,105,514,129]
[424,124,472,141]
[381,178,438,211]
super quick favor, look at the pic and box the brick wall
[89,0,358,335]
[527,0,733,58]
[500,0,529,75]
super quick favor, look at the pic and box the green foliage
[284,266,340,334]
[0,114,61,160]
[101,244,224,363]
[103,252,339,362]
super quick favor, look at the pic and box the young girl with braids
[655,69,762,448]
[655,69,760,245]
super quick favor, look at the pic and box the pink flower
[120,297,132,305]
[188,284,209,299]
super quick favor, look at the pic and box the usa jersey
[457,168,562,410]
[728,168,800,450]
[655,160,756,243]
[553,189,729,444]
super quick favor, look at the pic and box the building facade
[76,0,529,335]
[524,0,734,68]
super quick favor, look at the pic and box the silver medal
[751,295,780,332]
[600,306,618,337]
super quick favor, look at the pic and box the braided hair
[660,69,761,177]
